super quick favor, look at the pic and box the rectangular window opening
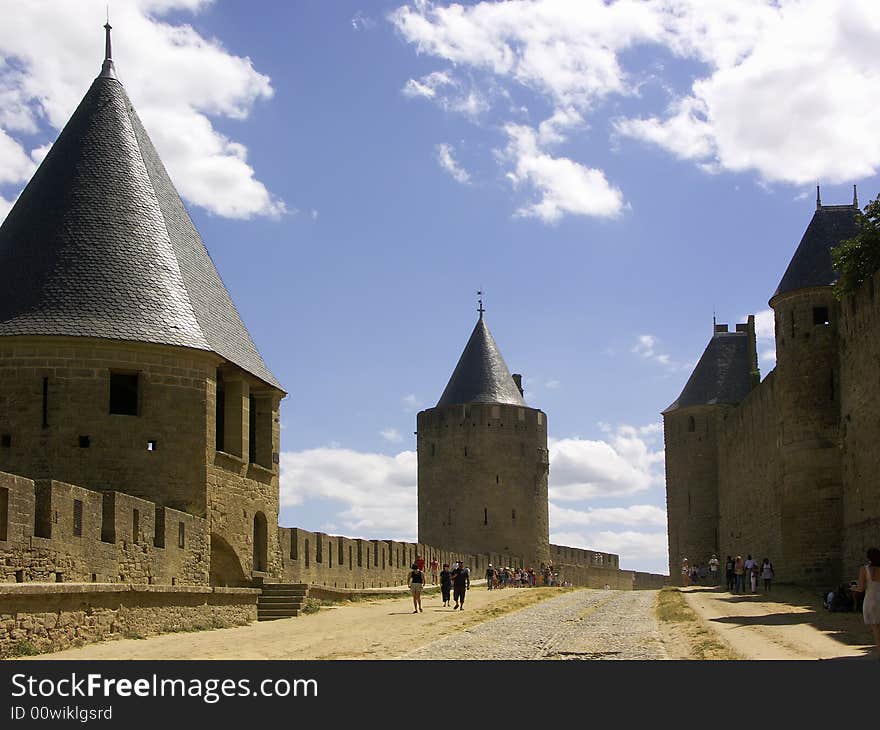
[215,372,226,452]
[0,487,8,541]
[147,440,157,451]
[109,372,139,416]
[178,521,185,549]
[72,499,83,537]
[248,393,257,464]
[78,435,90,448]
[813,306,830,326]
[0,434,9,448]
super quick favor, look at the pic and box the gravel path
[403,588,668,660]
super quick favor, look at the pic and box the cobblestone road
[403,588,668,660]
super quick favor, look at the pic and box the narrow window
[483,508,488,526]
[687,492,691,515]
[512,509,516,521]
[496,474,499,484]
[215,372,226,451]
[813,306,830,326]
[78,435,90,448]
[0,434,10,448]
[349,545,353,570]
[316,535,323,563]
[464,446,468,457]
[338,539,344,566]
[42,376,48,428]
[0,487,9,541]
[132,509,140,544]
[357,541,363,567]
[374,541,379,565]
[72,499,83,537]
[109,372,138,416]
[305,539,310,568]
[248,394,257,463]
[790,310,796,337]
[687,416,696,432]
[178,522,185,549]
[147,440,157,451]
[290,529,298,559]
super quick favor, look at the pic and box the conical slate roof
[437,316,526,407]
[772,204,860,301]
[0,52,283,391]
[663,331,753,413]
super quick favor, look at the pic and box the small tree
[831,194,880,298]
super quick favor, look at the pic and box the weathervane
[477,290,485,319]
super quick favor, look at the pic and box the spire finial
[816,184,821,210]
[854,184,859,208]
[477,290,485,319]
[100,14,117,79]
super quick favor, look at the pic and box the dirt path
[679,585,876,660]
[26,587,566,661]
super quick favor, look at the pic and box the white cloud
[393,0,880,199]
[380,427,403,443]
[402,393,423,411]
[632,333,685,371]
[750,308,776,370]
[402,70,488,119]
[501,123,624,222]
[550,503,666,529]
[550,529,668,573]
[435,143,471,184]
[280,448,417,540]
[351,11,376,31]
[537,106,584,146]
[548,423,665,501]
[544,379,560,390]
[0,0,284,222]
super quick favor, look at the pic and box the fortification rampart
[0,470,208,586]
[716,370,783,569]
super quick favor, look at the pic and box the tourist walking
[709,554,720,585]
[452,561,470,610]
[852,547,880,660]
[749,559,759,593]
[430,558,439,585]
[439,563,452,606]
[744,555,756,592]
[761,558,774,591]
[485,563,495,590]
[725,555,735,592]
[734,555,745,593]
[408,563,425,613]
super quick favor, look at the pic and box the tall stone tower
[663,319,758,582]
[0,26,285,586]
[769,190,859,585]
[417,312,549,568]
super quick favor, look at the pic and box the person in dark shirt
[486,564,496,590]
[408,564,425,614]
[439,563,452,607]
[452,562,470,610]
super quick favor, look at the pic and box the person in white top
[853,547,880,660]
[744,555,756,592]
[708,555,720,585]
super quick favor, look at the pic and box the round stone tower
[662,319,758,583]
[769,189,858,585]
[417,313,549,569]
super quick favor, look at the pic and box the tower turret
[769,196,859,585]
[662,318,757,583]
[417,313,549,568]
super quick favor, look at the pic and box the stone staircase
[257,583,309,621]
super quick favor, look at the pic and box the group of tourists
[681,554,775,592]
[485,564,556,588]
[407,557,471,613]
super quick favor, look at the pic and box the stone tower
[769,191,859,585]
[0,26,285,586]
[662,319,758,582]
[417,313,550,568]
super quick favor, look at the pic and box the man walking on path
[486,564,495,590]
[430,558,439,585]
[709,555,720,585]
[452,562,470,610]
[439,563,452,606]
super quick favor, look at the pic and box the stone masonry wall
[0,584,257,658]
[717,371,783,573]
[838,270,880,575]
[0,471,208,585]
[417,402,549,568]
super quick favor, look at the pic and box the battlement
[0,470,208,586]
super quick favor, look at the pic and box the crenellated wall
[0,471,208,586]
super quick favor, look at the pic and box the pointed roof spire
[100,17,116,79]
[436,316,526,407]
[477,289,485,320]
[816,184,821,210]
[854,184,859,208]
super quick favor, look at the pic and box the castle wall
[0,471,209,585]
[417,402,550,568]
[663,405,726,581]
[0,337,215,516]
[206,367,283,584]
[716,371,783,570]
[772,288,843,584]
[0,584,257,658]
[838,271,880,575]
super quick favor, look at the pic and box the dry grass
[656,587,742,660]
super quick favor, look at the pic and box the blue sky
[2,0,879,575]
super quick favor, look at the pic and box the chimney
[512,373,524,397]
